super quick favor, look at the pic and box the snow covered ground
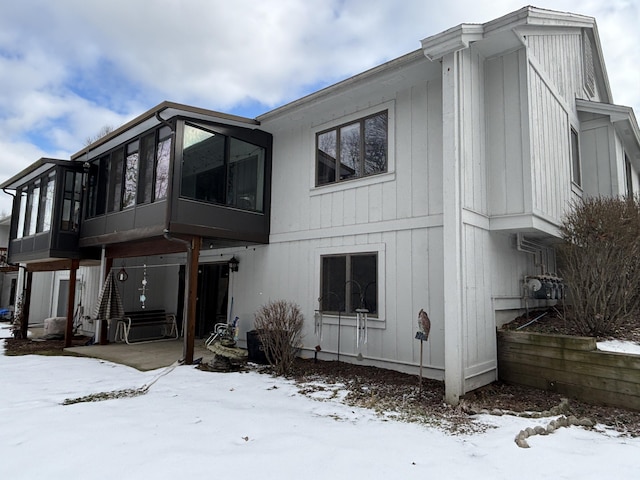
[1,323,639,480]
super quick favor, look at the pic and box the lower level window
[321,253,377,315]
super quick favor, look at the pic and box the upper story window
[154,126,172,201]
[316,111,388,186]
[570,127,581,187]
[61,170,82,231]
[180,123,265,212]
[15,171,57,238]
[625,155,633,197]
[38,173,55,232]
[86,124,174,218]
[122,140,139,209]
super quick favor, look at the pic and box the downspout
[2,187,15,200]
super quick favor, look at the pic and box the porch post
[182,236,200,364]
[64,259,79,348]
[20,271,33,339]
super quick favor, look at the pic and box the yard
[1,321,640,479]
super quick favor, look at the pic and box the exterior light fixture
[117,266,128,282]
[228,256,239,272]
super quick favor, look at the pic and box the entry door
[195,263,229,338]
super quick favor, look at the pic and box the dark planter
[246,330,268,364]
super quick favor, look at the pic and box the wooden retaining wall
[497,330,640,411]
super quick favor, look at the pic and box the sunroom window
[316,111,388,186]
[86,125,173,218]
[181,123,265,212]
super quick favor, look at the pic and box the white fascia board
[421,24,484,61]
[577,99,640,165]
[422,5,598,63]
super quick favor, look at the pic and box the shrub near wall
[497,330,640,411]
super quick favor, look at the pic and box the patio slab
[64,339,215,371]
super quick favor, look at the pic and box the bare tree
[85,125,115,146]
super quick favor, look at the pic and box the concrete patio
[64,339,215,371]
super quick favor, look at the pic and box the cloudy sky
[0,0,638,216]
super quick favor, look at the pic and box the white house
[2,6,638,404]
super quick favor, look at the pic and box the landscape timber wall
[497,330,640,411]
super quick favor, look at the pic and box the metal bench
[115,310,178,344]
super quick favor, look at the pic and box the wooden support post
[183,236,200,365]
[64,260,79,348]
[20,271,33,339]
[100,257,113,345]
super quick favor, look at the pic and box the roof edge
[422,6,596,60]
[71,101,260,161]
[257,49,425,122]
[0,157,70,190]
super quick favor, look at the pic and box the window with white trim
[316,111,388,186]
[320,253,377,315]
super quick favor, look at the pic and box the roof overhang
[0,157,70,191]
[71,101,261,162]
[577,99,640,166]
[422,6,596,60]
[420,6,611,103]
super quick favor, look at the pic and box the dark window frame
[179,122,266,212]
[60,170,82,232]
[15,170,57,238]
[316,111,388,186]
[570,127,581,187]
[625,154,634,197]
[320,252,378,316]
[86,124,174,219]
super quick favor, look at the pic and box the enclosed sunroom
[1,102,273,358]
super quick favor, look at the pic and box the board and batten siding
[579,119,619,197]
[526,33,589,106]
[250,57,447,375]
[454,47,499,390]
[460,47,487,216]
[462,224,496,389]
[528,65,573,224]
[486,49,528,217]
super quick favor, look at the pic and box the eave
[0,158,71,191]
[71,101,261,162]
[577,99,640,166]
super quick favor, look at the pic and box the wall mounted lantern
[228,256,239,272]
[117,266,128,282]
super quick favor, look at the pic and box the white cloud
[0,0,638,218]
